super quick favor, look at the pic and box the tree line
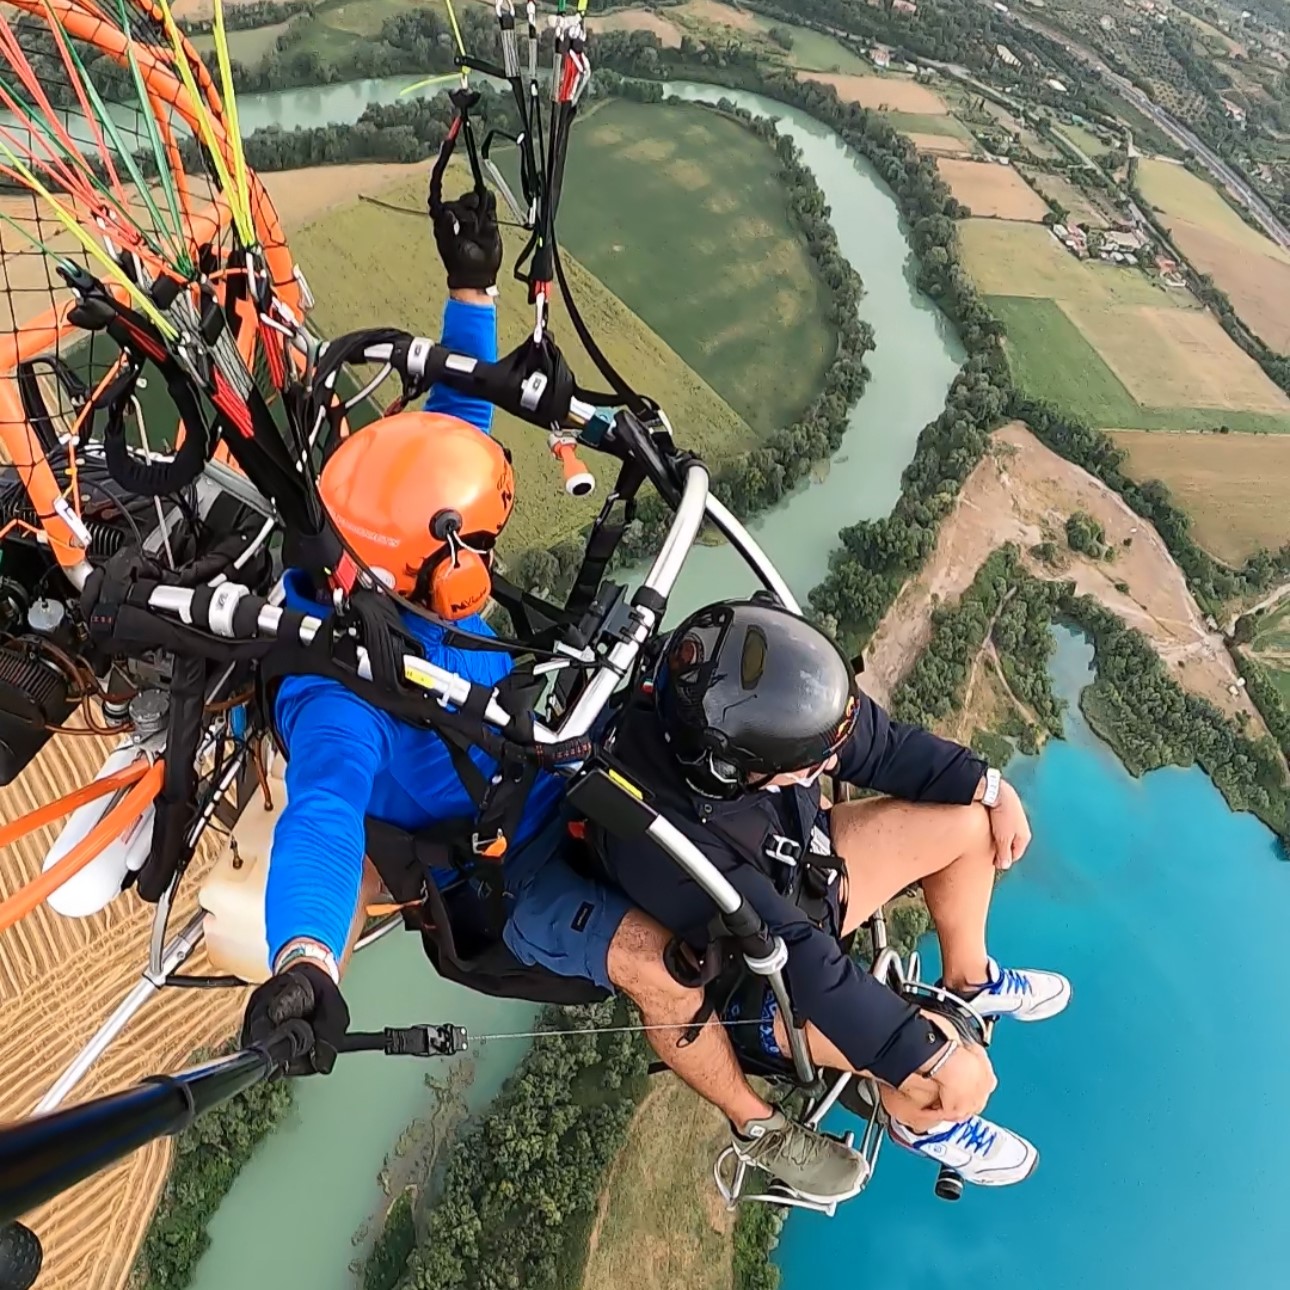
[132,1044,294,1290]
[178,0,314,36]
[363,1001,649,1290]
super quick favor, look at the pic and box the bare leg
[607,910,771,1127]
[339,860,383,973]
[830,797,995,992]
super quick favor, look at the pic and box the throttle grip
[549,434,595,497]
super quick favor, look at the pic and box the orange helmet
[319,411,515,621]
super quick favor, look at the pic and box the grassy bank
[559,97,837,436]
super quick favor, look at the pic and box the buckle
[472,831,508,860]
[764,834,802,866]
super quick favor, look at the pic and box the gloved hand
[241,963,351,1076]
[431,188,503,293]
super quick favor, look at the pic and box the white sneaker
[890,1115,1039,1187]
[966,958,1071,1022]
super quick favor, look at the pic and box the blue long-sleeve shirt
[266,297,562,963]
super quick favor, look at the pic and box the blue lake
[778,628,1289,1290]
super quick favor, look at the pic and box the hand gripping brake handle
[316,327,587,431]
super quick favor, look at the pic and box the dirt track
[864,422,1267,739]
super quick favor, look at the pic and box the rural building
[1103,228,1145,252]
[1047,78,1068,93]
[892,0,918,13]
[870,44,892,69]
[997,43,1022,67]
[994,2,1010,11]
[1100,14,1115,29]
[1222,100,1247,123]
[1154,254,1180,274]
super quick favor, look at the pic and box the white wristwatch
[981,767,1003,809]
[274,940,341,985]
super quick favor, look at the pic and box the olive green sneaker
[732,1111,870,1203]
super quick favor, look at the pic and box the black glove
[432,188,502,292]
[241,962,351,1076]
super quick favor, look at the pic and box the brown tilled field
[863,422,1266,736]
[935,158,1049,221]
[800,72,948,114]
[593,9,683,47]
[1061,301,1290,413]
[1138,157,1290,353]
[1112,430,1290,564]
[677,0,762,32]
[1157,217,1290,354]
[0,731,246,1290]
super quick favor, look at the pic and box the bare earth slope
[864,422,1266,738]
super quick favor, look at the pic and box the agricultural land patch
[799,72,948,115]
[959,220,1290,433]
[1112,430,1290,564]
[1138,158,1290,353]
[558,98,835,437]
[936,158,1050,221]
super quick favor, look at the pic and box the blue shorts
[499,811,631,993]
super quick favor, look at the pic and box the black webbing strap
[563,456,647,624]
[136,653,206,903]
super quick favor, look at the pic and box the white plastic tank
[43,737,161,918]
[198,771,288,984]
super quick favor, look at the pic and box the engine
[0,447,274,785]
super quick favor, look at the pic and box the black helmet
[654,600,859,798]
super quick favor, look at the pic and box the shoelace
[953,1118,998,1154]
[989,967,1033,995]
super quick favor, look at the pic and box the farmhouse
[997,43,1022,67]
[1047,77,1068,92]
[870,44,891,68]
[1103,228,1146,252]
[892,0,917,13]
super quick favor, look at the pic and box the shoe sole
[730,1149,870,1205]
[888,1133,1040,1188]
[964,1146,1040,1187]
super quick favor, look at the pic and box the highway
[996,8,1290,249]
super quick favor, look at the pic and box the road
[994,8,1290,249]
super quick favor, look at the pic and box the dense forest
[133,1046,294,1290]
[889,547,1066,753]
[364,1001,649,1290]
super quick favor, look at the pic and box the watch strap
[274,941,340,985]
[982,767,1003,809]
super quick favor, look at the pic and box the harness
[360,815,609,1007]
[580,694,849,1064]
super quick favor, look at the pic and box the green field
[884,111,976,141]
[1054,122,1110,160]
[291,169,753,558]
[191,21,289,66]
[559,98,836,435]
[1252,600,1290,652]
[752,17,870,74]
[989,296,1290,434]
